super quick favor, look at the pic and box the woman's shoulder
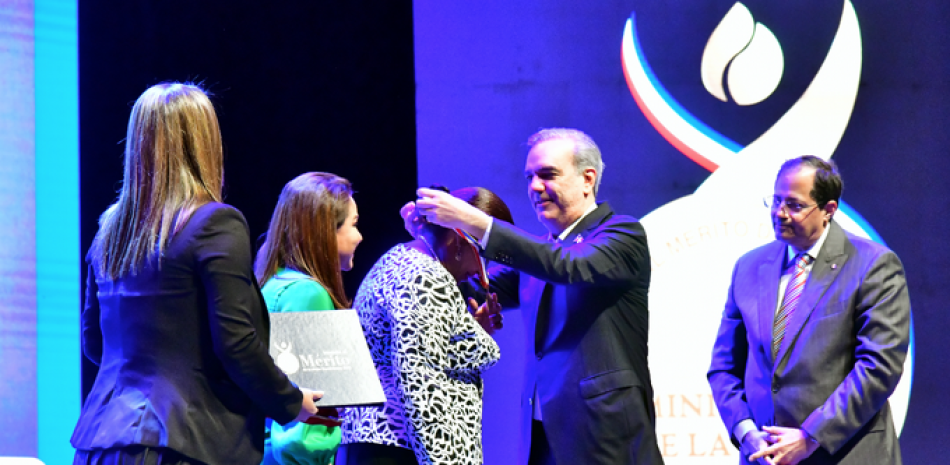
[373,244,438,278]
[177,202,251,240]
[190,202,247,226]
[262,269,335,312]
[375,244,455,291]
[167,202,257,266]
[382,243,438,269]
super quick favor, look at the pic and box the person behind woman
[337,187,512,465]
[255,172,363,465]
[71,82,321,465]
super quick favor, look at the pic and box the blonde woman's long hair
[93,82,224,279]
[255,172,353,309]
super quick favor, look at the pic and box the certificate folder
[269,309,385,408]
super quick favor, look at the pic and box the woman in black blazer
[71,82,321,464]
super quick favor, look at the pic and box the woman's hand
[467,293,503,335]
[416,188,491,239]
[294,387,323,422]
[400,201,425,239]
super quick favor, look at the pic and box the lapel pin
[574,235,584,244]
[831,263,837,270]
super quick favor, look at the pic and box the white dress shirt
[733,224,831,444]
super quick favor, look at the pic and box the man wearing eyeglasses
[708,156,910,465]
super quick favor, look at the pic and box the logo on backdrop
[621,1,913,461]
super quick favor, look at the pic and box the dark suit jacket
[483,202,663,465]
[708,221,910,464]
[71,203,303,464]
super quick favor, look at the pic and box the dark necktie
[534,235,559,353]
[535,283,554,354]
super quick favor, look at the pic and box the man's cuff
[478,217,494,249]
[733,419,758,444]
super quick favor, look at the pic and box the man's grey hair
[527,128,605,196]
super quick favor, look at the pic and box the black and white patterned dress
[340,244,500,464]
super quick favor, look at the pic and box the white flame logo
[701,2,784,106]
[620,2,913,461]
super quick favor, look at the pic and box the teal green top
[261,268,341,465]
[261,267,336,313]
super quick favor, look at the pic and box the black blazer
[483,202,663,465]
[71,203,302,464]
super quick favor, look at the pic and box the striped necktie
[772,253,814,359]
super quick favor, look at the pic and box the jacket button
[536,353,543,360]
[772,385,780,393]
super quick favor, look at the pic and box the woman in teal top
[255,172,363,465]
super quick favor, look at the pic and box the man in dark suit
[707,156,910,465]
[415,128,663,464]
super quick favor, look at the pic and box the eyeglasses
[763,196,818,214]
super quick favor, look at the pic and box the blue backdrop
[414,1,948,463]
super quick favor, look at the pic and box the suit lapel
[758,244,786,366]
[532,203,612,349]
[562,202,613,245]
[775,222,850,366]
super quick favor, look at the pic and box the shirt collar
[787,223,830,265]
[556,203,598,242]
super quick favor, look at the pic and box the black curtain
[79,0,417,400]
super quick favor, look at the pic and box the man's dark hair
[777,155,843,207]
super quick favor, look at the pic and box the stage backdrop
[77,0,417,452]
[0,0,79,463]
[414,1,948,463]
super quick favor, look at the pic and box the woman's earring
[455,247,462,261]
